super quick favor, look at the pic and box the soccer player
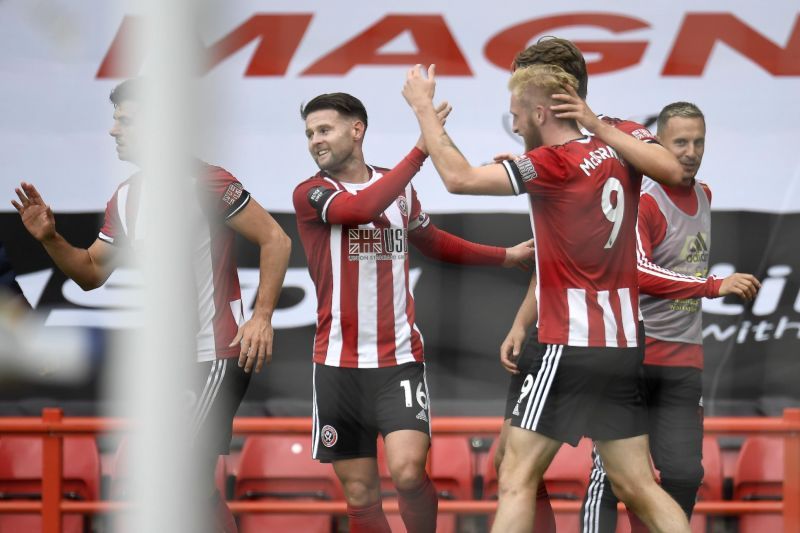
[293,91,534,533]
[580,103,760,532]
[403,63,691,532]
[12,78,291,533]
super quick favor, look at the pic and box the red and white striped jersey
[293,166,427,368]
[98,163,250,362]
[503,130,652,348]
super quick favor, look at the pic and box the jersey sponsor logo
[347,228,407,261]
[631,128,654,140]
[396,196,408,216]
[516,156,537,182]
[321,425,338,447]
[222,182,244,207]
[681,231,710,263]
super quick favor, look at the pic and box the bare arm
[500,274,538,374]
[13,182,116,290]
[226,198,291,373]
[402,65,516,195]
[551,85,682,186]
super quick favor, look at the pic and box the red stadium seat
[733,436,784,532]
[234,435,340,533]
[0,436,100,533]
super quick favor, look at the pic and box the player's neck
[327,152,370,184]
[543,124,583,146]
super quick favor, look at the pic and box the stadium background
[1,1,799,422]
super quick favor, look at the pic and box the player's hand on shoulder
[500,325,526,374]
[550,83,601,133]
[230,315,274,373]
[12,182,56,242]
[502,239,535,270]
[718,272,761,301]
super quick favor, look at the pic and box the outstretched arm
[403,65,516,195]
[226,198,291,373]
[551,85,682,186]
[409,222,534,269]
[13,182,115,290]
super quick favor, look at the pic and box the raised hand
[550,83,602,133]
[12,182,56,242]
[402,64,437,109]
[719,272,760,301]
[502,238,535,270]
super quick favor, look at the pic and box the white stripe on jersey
[596,290,618,348]
[195,226,217,362]
[567,289,589,347]
[393,185,415,365]
[357,232,379,369]
[618,288,638,346]
[320,190,343,224]
[326,226,343,366]
[311,363,319,459]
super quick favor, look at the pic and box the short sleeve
[601,117,658,144]
[292,178,343,224]
[98,190,122,245]
[204,166,251,220]
[501,146,568,195]
[407,186,430,232]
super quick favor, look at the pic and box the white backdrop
[1,0,799,215]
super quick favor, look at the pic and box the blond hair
[508,64,579,102]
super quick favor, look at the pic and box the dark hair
[657,102,705,134]
[300,93,368,129]
[512,37,588,99]
[109,78,142,107]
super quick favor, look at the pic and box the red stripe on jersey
[339,232,360,367]
[312,235,333,360]
[376,257,396,367]
[405,257,424,362]
[608,289,627,348]
[585,292,607,347]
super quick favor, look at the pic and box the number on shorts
[601,177,625,249]
[400,379,412,407]
[516,374,534,404]
[400,379,428,409]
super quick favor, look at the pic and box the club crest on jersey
[321,425,338,447]
[516,156,537,182]
[396,196,408,216]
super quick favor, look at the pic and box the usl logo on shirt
[347,228,407,261]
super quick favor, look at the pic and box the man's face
[509,93,543,152]
[109,100,142,163]
[305,109,360,173]
[659,116,706,186]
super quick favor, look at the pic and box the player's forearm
[593,122,682,186]
[250,231,291,321]
[637,262,721,300]
[512,276,538,332]
[412,103,474,194]
[409,224,504,265]
[40,233,105,290]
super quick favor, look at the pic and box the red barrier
[0,408,797,532]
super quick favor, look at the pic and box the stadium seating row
[0,434,785,532]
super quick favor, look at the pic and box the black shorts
[312,362,431,463]
[188,357,252,456]
[508,340,646,447]
[504,328,542,420]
